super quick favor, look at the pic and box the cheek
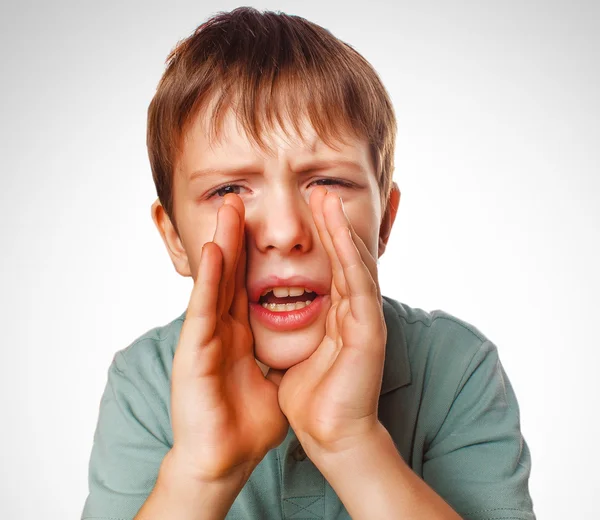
[181,209,220,274]
[186,202,219,241]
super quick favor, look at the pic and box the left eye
[310,178,352,188]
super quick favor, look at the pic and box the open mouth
[258,287,318,312]
[250,281,329,332]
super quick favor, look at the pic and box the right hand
[168,193,288,484]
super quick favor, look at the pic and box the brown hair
[147,6,397,235]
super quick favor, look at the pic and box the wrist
[160,447,254,494]
[305,423,462,520]
[135,449,254,520]
[306,421,390,472]
[298,418,384,465]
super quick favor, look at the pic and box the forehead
[177,104,372,179]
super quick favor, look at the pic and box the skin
[139,106,462,519]
[152,108,400,370]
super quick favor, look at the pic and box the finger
[326,202,381,324]
[349,231,380,299]
[221,194,247,321]
[230,226,249,323]
[180,242,223,350]
[309,187,346,300]
[224,193,246,269]
[322,193,380,299]
[212,195,242,316]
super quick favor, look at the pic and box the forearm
[134,449,249,520]
[312,423,462,520]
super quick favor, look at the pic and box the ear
[151,199,192,277]
[378,182,400,258]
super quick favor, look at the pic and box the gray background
[1,0,598,518]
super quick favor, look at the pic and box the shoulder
[83,312,186,517]
[380,296,514,461]
[384,296,488,344]
[383,296,491,373]
[381,296,502,416]
[381,298,535,518]
[110,309,186,378]
[104,310,186,429]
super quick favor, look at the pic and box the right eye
[208,184,244,198]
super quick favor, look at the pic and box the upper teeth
[261,286,309,297]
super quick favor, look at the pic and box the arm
[82,194,287,520]
[420,340,535,519]
[315,339,535,520]
[273,189,534,519]
[312,423,461,519]
[82,352,259,520]
[134,448,251,520]
[273,188,459,518]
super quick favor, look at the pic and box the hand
[169,193,288,484]
[276,187,387,458]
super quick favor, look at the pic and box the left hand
[272,186,387,458]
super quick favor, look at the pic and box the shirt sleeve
[422,340,536,520]
[81,351,171,520]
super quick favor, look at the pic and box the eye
[208,183,245,198]
[310,178,354,188]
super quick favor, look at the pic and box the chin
[251,317,327,370]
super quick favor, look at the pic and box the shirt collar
[380,296,412,394]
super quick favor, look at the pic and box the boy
[82,7,535,520]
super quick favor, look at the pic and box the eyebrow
[187,158,365,183]
[294,158,365,174]
[188,164,261,183]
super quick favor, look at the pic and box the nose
[250,185,313,255]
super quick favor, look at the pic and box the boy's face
[152,107,399,370]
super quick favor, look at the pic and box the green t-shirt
[81,296,536,519]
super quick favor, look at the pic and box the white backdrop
[1,0,598,518]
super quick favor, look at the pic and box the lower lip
[249,295,328,332]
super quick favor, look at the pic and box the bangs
[196,69,361,156]
[174,10,389,171]
[148,7,396,232]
